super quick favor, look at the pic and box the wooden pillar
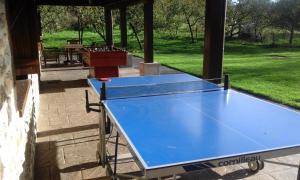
[143,0,154,63]
[37,9,42,41]
[120,7,127,49]
[203,0,227,81]
[105,7,113,49]
[6,0,40,77]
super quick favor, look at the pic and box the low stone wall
[19,74,39,180]
[0,74,39,180]
[0,1,39,179]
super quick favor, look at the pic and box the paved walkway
[35,57,300,180]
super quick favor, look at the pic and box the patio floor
[35,57,300,180]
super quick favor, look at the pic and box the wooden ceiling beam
[36,0,107,6]
[105,0,141,9]
[36,0,143,7]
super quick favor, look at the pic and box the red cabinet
[83,49,127,78]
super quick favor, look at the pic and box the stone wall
[0,1,39,179]
[19,74,39,180]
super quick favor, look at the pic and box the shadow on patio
[35,66,109,180]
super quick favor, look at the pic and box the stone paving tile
[119,67,140,77]
[60,171,82,180]
[269,169,299,180]
[277,155,300,167]
[81,165,107,180]
[49,115,69,128]
[262,158,295,173]
[35,64,300,180]
[36,144,60,174]
[36,149,53,168]
[50,166,62,180]
[244,173,276,180]
[36,136,50,150]
[36,115,50,132]
[50,133,74,149]
[35,166,51,180]
[60,145,80,166]
[73,129,99,144]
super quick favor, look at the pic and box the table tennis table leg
[157,175,177,180]
[97,104,107,167]
[112,132,119,180]
[106,118,111,134]
[297,164,300,179]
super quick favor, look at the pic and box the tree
[39,6,70,33]
[128,4,144,50]
[84,7,106,43]
[40,6,110,45]
[67,7,91,44]
[247,0,272,41]
[225,0,252,39]
[66,7,109,45]
[154,0,182,38]
[271,0,300,45]
[179,0,205,43]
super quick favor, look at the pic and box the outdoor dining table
[64,44,84,63]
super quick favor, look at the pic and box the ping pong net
[103,79,224,100]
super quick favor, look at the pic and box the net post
[85,90,90,113]
[224,74,230,90]
[99,80,111,134]
[100,82,107,101]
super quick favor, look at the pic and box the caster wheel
[258,160,264,170]
[248,160,264,172]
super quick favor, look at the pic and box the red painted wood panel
[93,67,119,78]
[83,50,127,67]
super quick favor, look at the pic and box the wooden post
[120,7,127,49]
[105,7,113,50]
[203,0,227,82]
[143,0,154,63]
[6,0,40,77]
[37,9,42,41]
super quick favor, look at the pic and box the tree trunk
[238,24,242,38]
[186,18,195,43]
[195,26,198,40]
[230,27,234,38]
[129,22,142,50]
[254,27,257,41]
[78,30,80,42]
[272,32,276,46]
[259,32,263,42]
[92,24,106,43]
[78,17,81,42]
[80,28,84,44]
[289,26,294,45]
[98,32,106,43]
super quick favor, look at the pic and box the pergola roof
[36,0,143,7]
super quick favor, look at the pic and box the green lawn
[43,30,300,109]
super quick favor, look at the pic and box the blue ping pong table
[86,73,300,179]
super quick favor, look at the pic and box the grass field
[43,30,300,109]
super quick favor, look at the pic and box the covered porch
[1,0,300,179]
